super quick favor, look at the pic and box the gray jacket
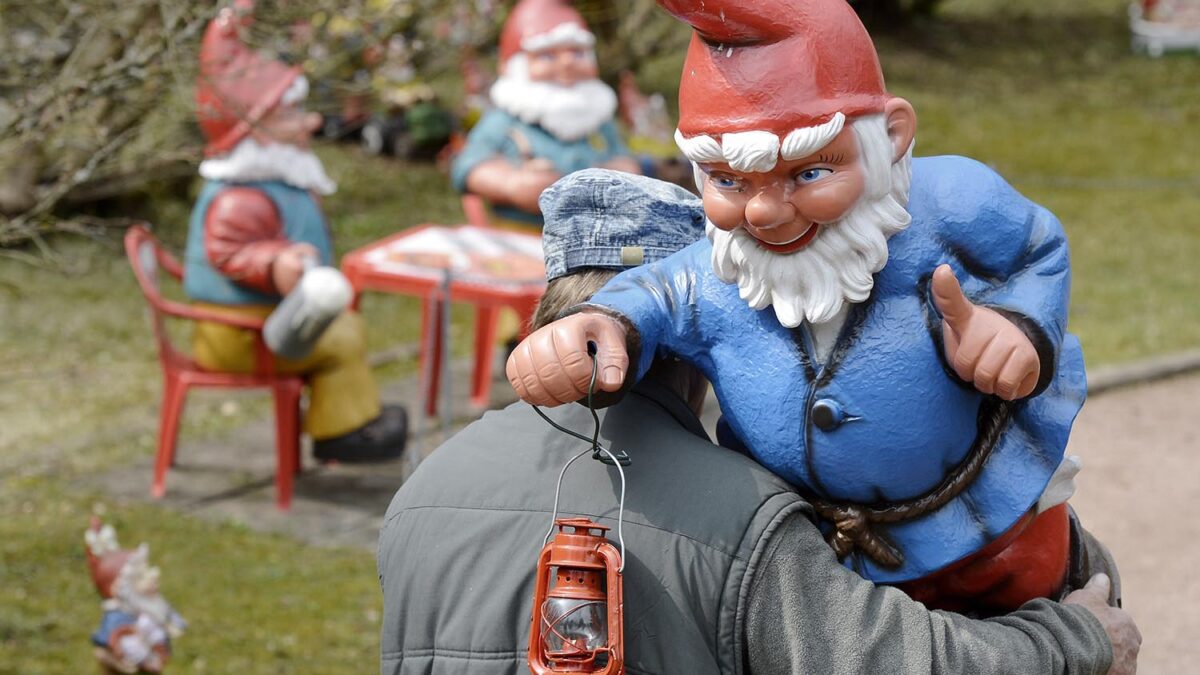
[379,381,1113,674]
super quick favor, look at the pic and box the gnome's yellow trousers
[191,304,380,440]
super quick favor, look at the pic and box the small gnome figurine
[85,518,187,674]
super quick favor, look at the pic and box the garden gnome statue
[187,0,407,463]
[86,519,187,674]
[450,0,641,228]
[507,0,1088,614]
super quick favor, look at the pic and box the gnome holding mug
[187,0,408,463]
[450,0,641,228]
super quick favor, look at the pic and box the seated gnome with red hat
[187,1,406,463]
[507,0,1102,614]
[450,0,641,229]
[86,519,186,674]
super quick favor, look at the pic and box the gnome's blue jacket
[586,156,1087,583]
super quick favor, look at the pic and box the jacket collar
[626,377,710,442]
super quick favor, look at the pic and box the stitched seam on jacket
[727,498,815,675]
[381,647,524,658]
[383,502,797,561]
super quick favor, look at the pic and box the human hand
[1063,574,1141,675]
[932,264,1040,400]
[271,243,319,295]
[506,312,628,406]
[510,165,562,213]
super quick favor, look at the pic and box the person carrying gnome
[506,0,1110,616]
[186,0,407,463]
[450,0,641,229]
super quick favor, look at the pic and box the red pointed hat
[498,0,592,64]
[658,0,889,138]
[195,0,303,156]
[85,518,132,599]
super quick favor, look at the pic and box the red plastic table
[341,224,546,418]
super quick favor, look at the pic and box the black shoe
[313,405,409,464]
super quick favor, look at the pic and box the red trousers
[896,504,1071,615]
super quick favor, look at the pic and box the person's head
[661,0,917,328]
[195,2,336,194]
[490,0,616,141]
[537,170,709,411]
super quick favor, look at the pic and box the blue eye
[797,168,833,183]
[711,176,740,190]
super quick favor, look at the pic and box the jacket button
[811,399,845,431]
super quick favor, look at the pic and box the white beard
[707,189,911,328]
[489,55,617,142]
[122,591,175,627]
[199,138,338,195]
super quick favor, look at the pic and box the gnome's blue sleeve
[450,110,519,193]
[921,157,1073,393]
[583,240,710,382]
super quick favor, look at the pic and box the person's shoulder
[383,403,586,501]
[612,392,795,492]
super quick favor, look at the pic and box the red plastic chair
[124,224,304,510]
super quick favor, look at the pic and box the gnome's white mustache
[705,116,914,328]
[489,53,617,142]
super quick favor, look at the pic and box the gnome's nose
[744,193,796,231]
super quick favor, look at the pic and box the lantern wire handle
[533,345,627,572]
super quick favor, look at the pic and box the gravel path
[1067,372,1200,674]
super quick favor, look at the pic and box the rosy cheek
[796,173,864,223]
[527,61,553,81]
[702,192,744,231]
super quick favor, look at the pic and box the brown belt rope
[808,400,1012,569]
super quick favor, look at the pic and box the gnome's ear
[884,98,917,164]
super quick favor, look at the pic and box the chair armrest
[155,298,267,331]
[159,299,281,376]
[157,249,185,280]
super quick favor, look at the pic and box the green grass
[875,0,1200,364]
[0,150,473,673]
[1,0,1198,670]
[0,478,381,673]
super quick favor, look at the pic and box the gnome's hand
[932,265,1040,401]
[510,166,562,213]
[506,312,628,406]
[271,243,319,295]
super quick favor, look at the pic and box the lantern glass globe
[541,597,608,654]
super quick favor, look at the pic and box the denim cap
[539,169,706,282]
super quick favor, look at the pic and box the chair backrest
[124,224,188,368]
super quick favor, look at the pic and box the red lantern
[529,517,624,674]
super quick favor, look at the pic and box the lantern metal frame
[527,348,628,674]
